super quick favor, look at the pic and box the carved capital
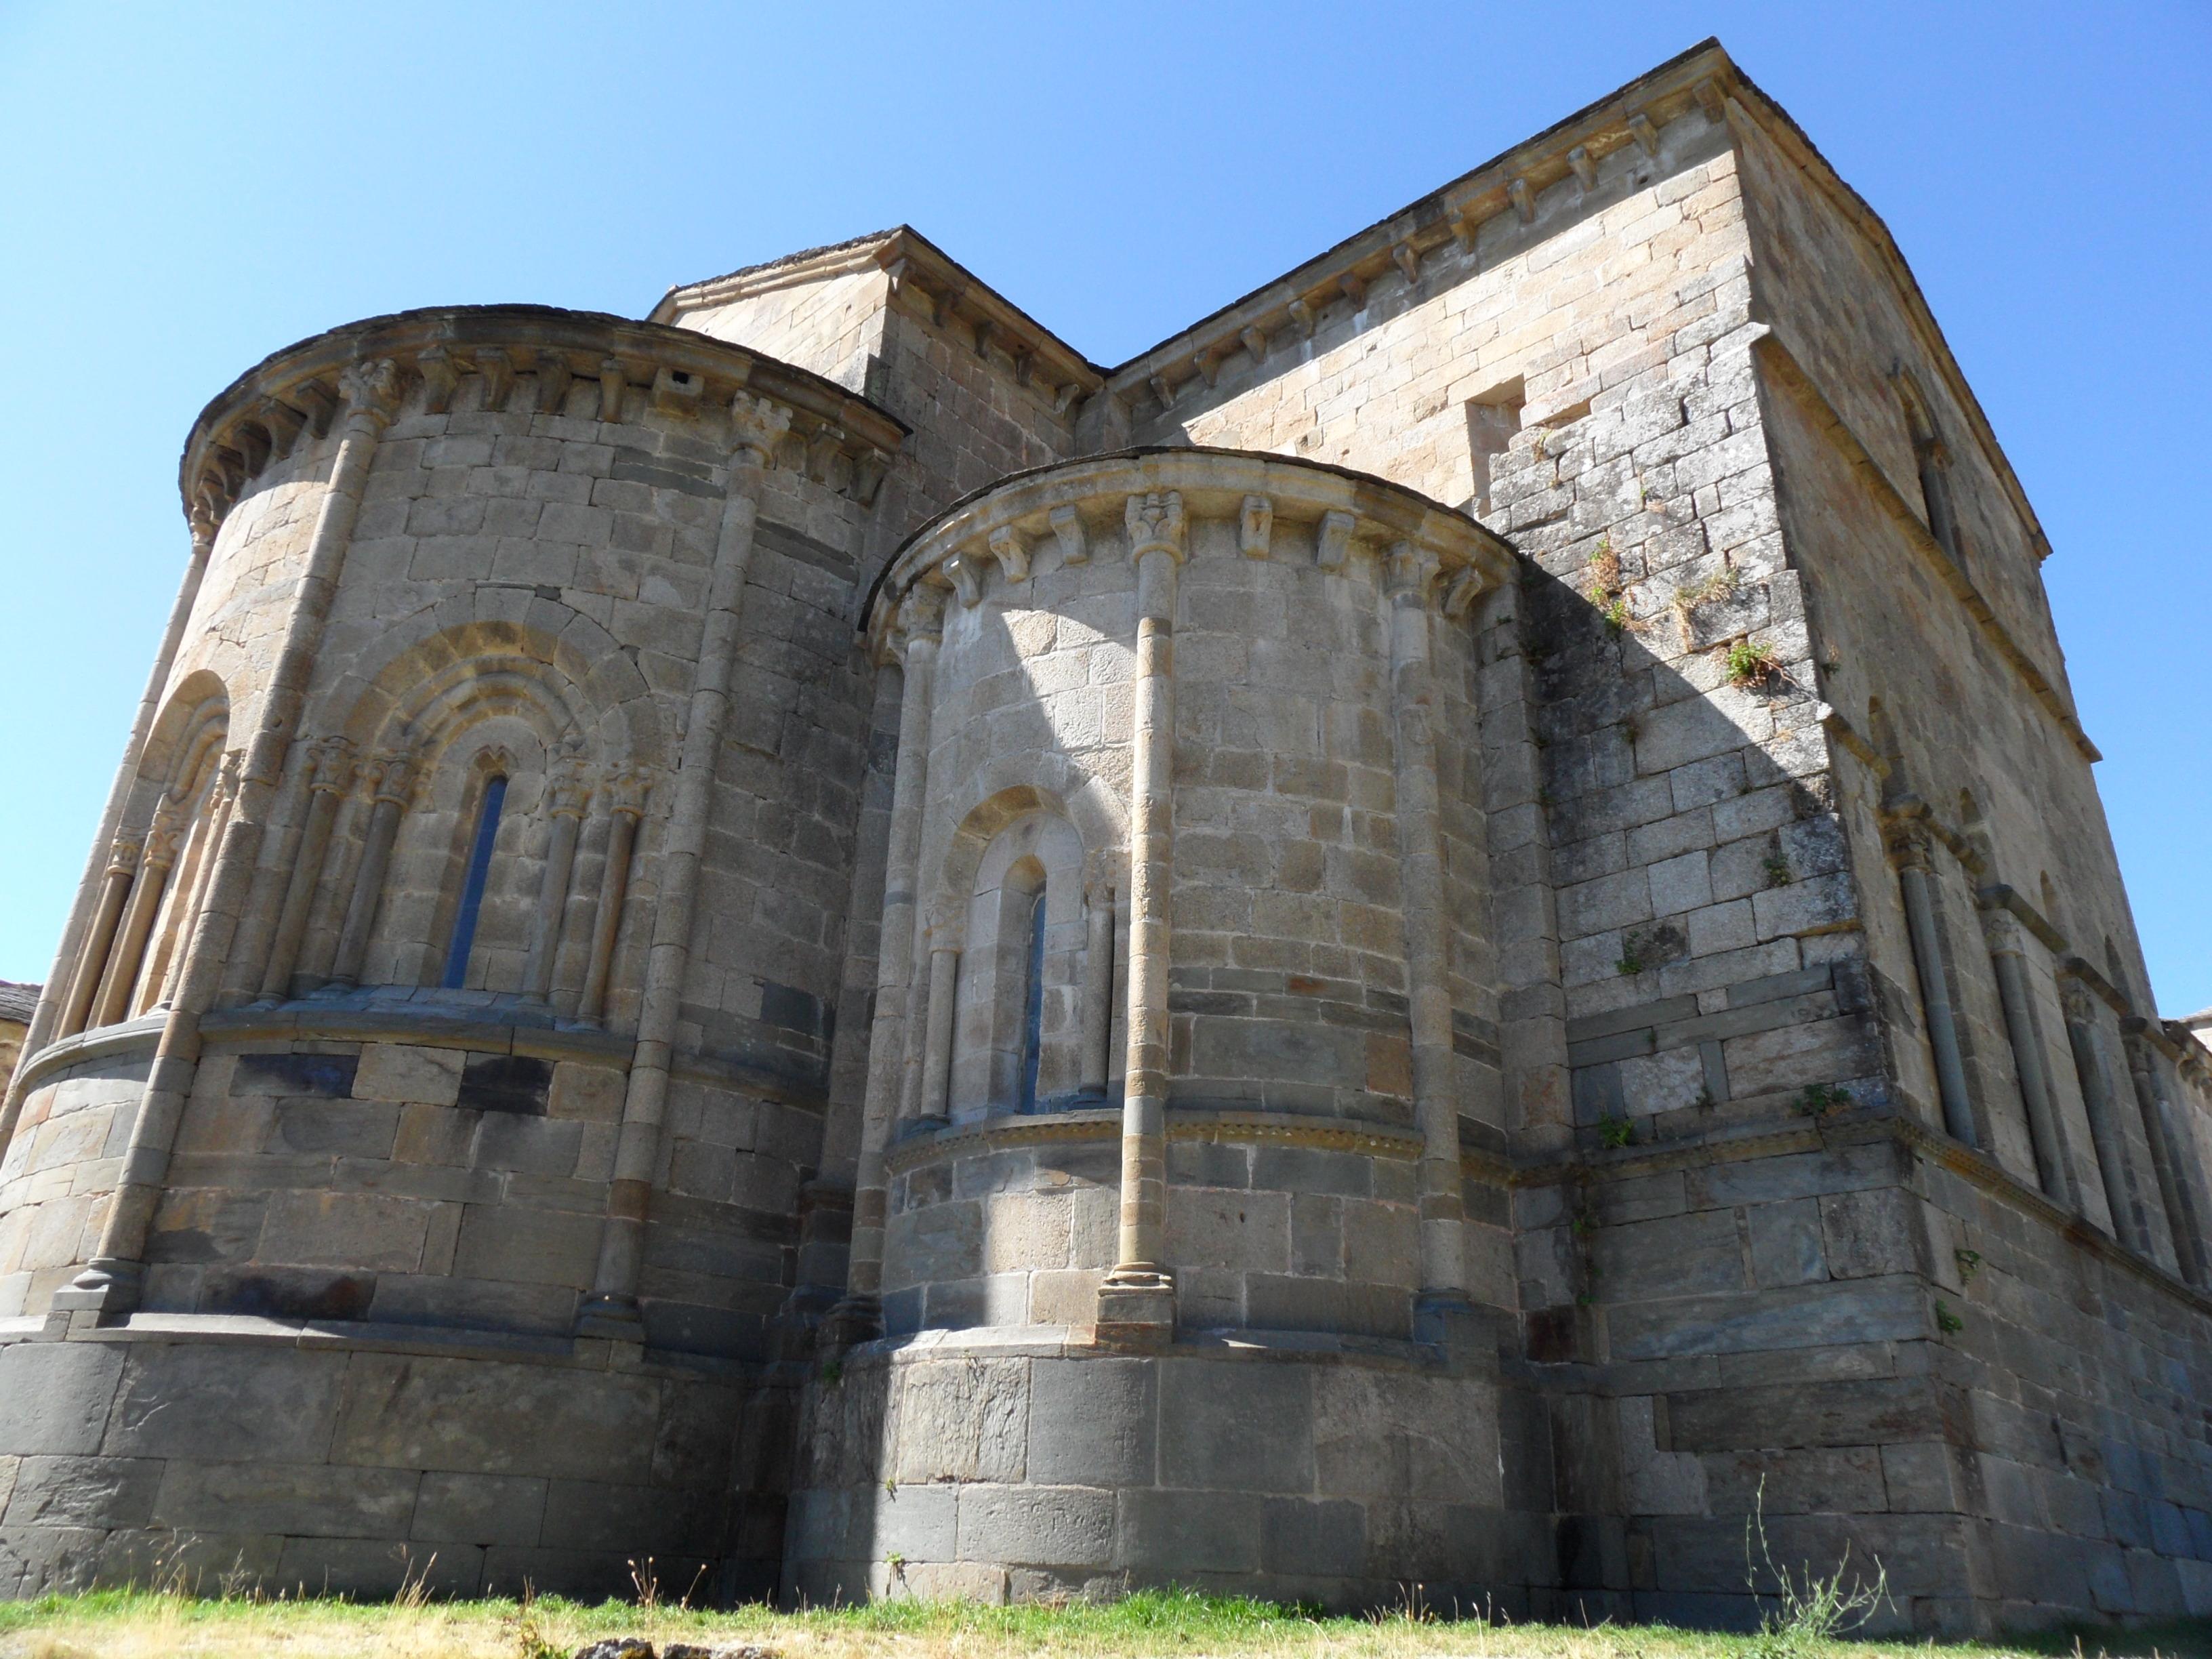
[1977,902,2024,958]
[605,769,651,821]
[106,836,144,878]
[1315,510,1357,571]
[1050,504,1088,566]
[363,750,417,808]
[1086,877,1117,912]
[1239,495,1273,560]
[1386,541,1441,600]
[337,358,403,431]
[1124,491,1186,564]
[1879,803,1931,873]
[987,525,1029,583]
[729,390,792,468]
[307,735,356,796]
[2059,974,2097,1027]
[547,762,592,819]
[142,806,186,870]
[897,583,948,646]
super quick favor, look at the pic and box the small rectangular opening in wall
[1465,377,1525,516]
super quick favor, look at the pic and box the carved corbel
[806,427,846,484]
[1240,326,1268,363]
[290,378,337,438]
[729,390,792,468]
[474,348,516,413]
[851,449,890,506]
[1050,504,1088,566]
[1147,372,1176,410]
[1338,271,1368,310]
[1441,565,1485,619]
[417,346,459,415]
[930,285,966,331]
[186,502,219,554]
[941,551,983,607]
[1191,350,1220,390]
[987,525,1030,583]
[1694,78,1727,125]
[1315,509,1357,571]
[1628,112,1660,156]
[260,397,306,459]
[1391,241,1420,284]
[1124,491,1187,563]
[972,318,999,361]
[1288,298,1317,337]
[598,357,628,423]
[1052,382,1083,415]
[1012,348,1035,387]
[210,449,246,500]
[1239,495,1273,560]
[1508,177,1536,224]
[536,352,575,415]
[1568,146,1597,191]
[232,422,272,477]
[653,364,704,415]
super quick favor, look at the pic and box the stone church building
[3,39,2207,1635]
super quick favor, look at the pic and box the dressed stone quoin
[2,40,2208,1636]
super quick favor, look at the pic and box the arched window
[441,773,508,989]
[1017,881,1048,1111]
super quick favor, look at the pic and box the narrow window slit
[1016,882,1047,1111]
[443,775,508,989]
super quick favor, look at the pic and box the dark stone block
[760,981,831,1041]
[1263,1497,1366,1578]
[237,1051,359,1098]
[459,1054,553,1114]
[1029,1357,1157,1487]
[201,1267,376,1322]
[1159,1356,1315,1493]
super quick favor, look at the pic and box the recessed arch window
[1016,878,1048,1112]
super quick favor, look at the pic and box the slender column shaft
[90,811,183,1029]
[577,783,645,1023]
[1885,813,1977,1147]
[917,943,958,1120]
[2124,1029,2209,1286]
[1386,545,1467,1309]
[327,760,413,988]
[1107,492,1184,1305]
[66,358,400,1313]
[56,847,140,1039]
[2062,977,2148,1254]
[5,512,211,1104]
[523,772,589,1000]
[1982,909,2079,1209]
[152,760,241,1010]
[1079,880,1115,1099]
[580,393,790,1339]
[255,737,354,1002]
[832,592,945,1327]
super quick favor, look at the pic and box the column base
[1094,1266,1175,1348]
[817,1294,882,1352]
[573,1293,647,1343]
[52,1256,142,1315]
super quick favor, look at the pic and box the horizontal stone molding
[866,445,1515,652]
[842,1317,1456,1374]
[881,1103,1429,1180]
[180,303,909,528]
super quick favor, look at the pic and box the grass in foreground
[0,1586,2205,1659]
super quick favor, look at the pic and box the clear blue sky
[3,3,2206,1010]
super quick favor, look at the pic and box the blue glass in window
[441,774,508,989]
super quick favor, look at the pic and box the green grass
[0,1586,2205,1659]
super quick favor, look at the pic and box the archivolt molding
[178,304,908,531]
[867,447,1515,657]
